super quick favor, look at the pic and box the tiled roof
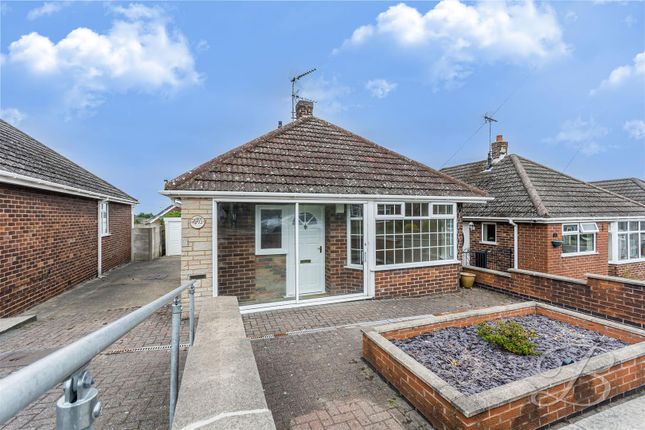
[590,178,645,205]
[166,115,487,199]
[442,155,645,219]
[0,119,137,203]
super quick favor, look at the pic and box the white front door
[298,205,325,296]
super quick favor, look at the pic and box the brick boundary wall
[1,183,98,317]
[101,202,132,272]
[466,266,645,327]
[363,304,644,430]
[609,261,645,281]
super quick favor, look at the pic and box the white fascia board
[159,190,492,204]
[463,215,645,223]
[0,169,137,205]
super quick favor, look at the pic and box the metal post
[169,296,182,429]
[188,284,195,346]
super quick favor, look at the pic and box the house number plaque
[190,215,206,229]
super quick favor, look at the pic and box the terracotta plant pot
[460,272,476,289]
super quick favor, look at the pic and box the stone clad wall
[180,198,213,309]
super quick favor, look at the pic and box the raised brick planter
[363,302,645,430]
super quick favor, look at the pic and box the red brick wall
[325,206,363,295]
[101,202,132,272]
[1,183,97,317]
[609,262,645,280]
[468,221,514,271]
[517,223,609,279]
[217,203,256,302]
[468,266,645,327]
[374,263,460,299]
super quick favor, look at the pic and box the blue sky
[1,1,644,213]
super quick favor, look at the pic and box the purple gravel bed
[392,314,628,395]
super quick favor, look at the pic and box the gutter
[463,215,645,223]
[159,190,493,204]
[0,169,138,205]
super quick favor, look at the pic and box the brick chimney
[491,134,508,162]
[295,100,313,119]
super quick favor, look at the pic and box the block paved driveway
[243,290,521,430]
[0,257,187,430]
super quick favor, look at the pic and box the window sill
[480,241,497,245]
[372,260,460,271]
[255,249,288,256]
[100,233,111,238]
[345,265,364,271]
[609,258,645,265]
[561,251,598,258]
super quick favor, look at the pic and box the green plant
[476,320,539,356]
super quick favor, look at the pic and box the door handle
[319,245,323,253]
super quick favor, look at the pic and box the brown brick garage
[1,183,97,316]
[101,201,133,272]
[0,183,133,317]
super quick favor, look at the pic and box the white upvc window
[481,222,497,244]
[376,203,404,218]
[611,220,645,262]
[346,204,364,268]
[99,201,109,236]
[255,205,288,255]
[562,222,597,255]
[375,202,457,268]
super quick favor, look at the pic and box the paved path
[555,393,645,430]
[0,257,185,430]
[244,289,520,430]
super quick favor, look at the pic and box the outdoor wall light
[552,240,563,248]
[468,222,475,231]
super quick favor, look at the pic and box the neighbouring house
[162,101,489,311]
[591,178,645,205]
[0,119,137,317]
[147,202,182,225]
[442,135,645,280]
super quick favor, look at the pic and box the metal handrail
[0,280,196,428]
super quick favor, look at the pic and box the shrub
[476,320,539,356]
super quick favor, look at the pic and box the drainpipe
[507,219,518,270]
[97,201,103,277]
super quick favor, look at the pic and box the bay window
[375,202,456,267]
[562,222,597,255]
[611,220,645,262]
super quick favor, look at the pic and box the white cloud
[27,2,69,20]
[624,120,645,140]
[336,1,568,88]
[297,77,351,117]
[365,79,398,98]
[591,51,645,95]
[196,39,210,52]
[0,108,26,126]
[565,10,578,22]
[8,3,201,116]
[548,117,609,155]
